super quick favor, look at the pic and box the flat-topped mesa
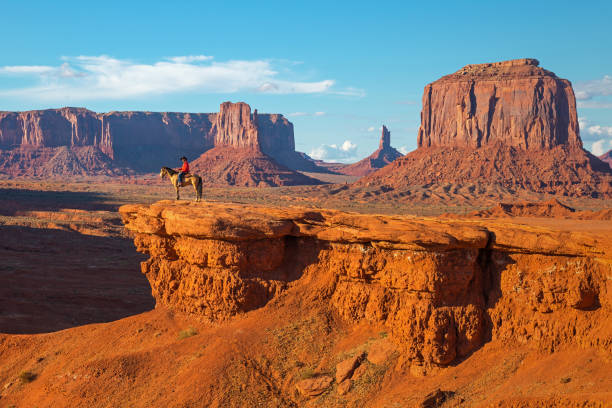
[120,200,611,371]
[418,58,582,150]
[0,102,301,175]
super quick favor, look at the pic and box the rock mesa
[120,201,612,371]
[0,102,324,179]
[357,59,612,197]
[418,58,581,150]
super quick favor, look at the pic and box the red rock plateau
[353,59,612,199]
[0,102,324,183]
[337,126,403,177]
[600,149,612,169]
[1,197,611,406]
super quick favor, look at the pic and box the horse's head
[160,168,165,178]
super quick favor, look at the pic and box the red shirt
[180,161,189,173]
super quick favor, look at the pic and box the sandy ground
[0,179,611,407]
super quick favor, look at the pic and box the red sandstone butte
[339,125,403,177]
[417,58,581,150]
[355,59,612,198]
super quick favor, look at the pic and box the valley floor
[0,180,611,407]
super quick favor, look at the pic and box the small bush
[19,370,37,383]
[299,367,315,380]
[178,327,198,340]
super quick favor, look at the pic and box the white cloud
[590,139,612,156]
[397,146,409,155]
[0,55,358,101]
[588,125,612,137]
[0,65,55,74]
[309,140,358,163]
[287,111,326,117]
[166,55,213,63]
[367,126,375,132]
[575,75,612,100]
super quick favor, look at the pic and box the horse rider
[177,156,190,185]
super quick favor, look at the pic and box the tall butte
[339,125,403,176]
[190,102,321,187]
[358,58,612,197]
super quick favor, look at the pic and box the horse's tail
[196,175,202,201]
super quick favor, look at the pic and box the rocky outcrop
[120,201,612,372]
[211,102,259,149]
[0,102,326,177]
[417,58,581,150]
[339,125,403,176]
[601,149,612,169]
[355,59,612,198]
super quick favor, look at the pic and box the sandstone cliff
[339,125,403,177]
[0,102,324,178]
[417,58,581,150]
[120,201,611,373]
[355,59,612,198]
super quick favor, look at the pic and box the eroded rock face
[355,60,612,197]
[0,102,304,175]
[417,58,581,150]
[120,201,612,371]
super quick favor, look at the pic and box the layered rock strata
[0,102,323,178]
[120,201,612,370]
[417,58,581,150]
[357,59,612,197]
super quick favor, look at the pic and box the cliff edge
[120,201,611,374]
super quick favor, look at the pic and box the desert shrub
[178,327,198,340]
[18,370,37,383]
[299,367,316,380]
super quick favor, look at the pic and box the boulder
[335,352,365,383]
[295,376,333,397]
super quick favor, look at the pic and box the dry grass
[178,327,198,340]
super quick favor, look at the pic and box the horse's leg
[176,185,180,200]
[193,181,198,202]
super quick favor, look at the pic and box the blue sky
[0,0,611,161]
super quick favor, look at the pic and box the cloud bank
[0,55,363,101]
[580,117,612,156]
[309,140,358,163]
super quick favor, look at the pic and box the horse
[160,167,203,202]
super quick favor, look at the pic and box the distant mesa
[356,58,612,198]
[0,102,325,185]
[337,125,403,177]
